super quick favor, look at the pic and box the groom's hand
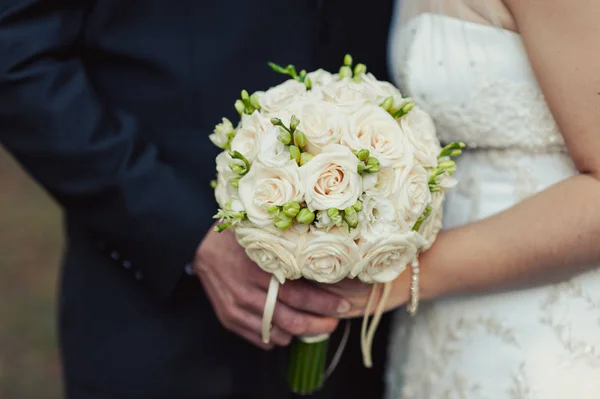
[193,226,350,350]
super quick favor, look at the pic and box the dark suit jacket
[0,0,394,397]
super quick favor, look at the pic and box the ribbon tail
[262,275,280,344]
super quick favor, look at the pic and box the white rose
[354,231,426,283]
[359,73,404,105]
[306,69,335,87]
[236,226,303,283]
[400,106,441,168]
[298,229,360,283]
[215,151,238,208]
[394,164,432,228]
[230,111,272,163]
[343,104,413,168]
[256,79,307,114]
[238,160,303,227]
[209,118,235,149]
[257,126,291,168]
[286,100,344,154]
[318,80,370,113]
[418,192,444,250]
[299,144,362,211]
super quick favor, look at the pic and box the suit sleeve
[0,1,214,298]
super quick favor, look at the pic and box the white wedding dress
[385,3,600,399]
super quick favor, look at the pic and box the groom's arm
[0,0,213,298]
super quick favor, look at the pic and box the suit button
[122,260,132,269]
[110,250,120,261]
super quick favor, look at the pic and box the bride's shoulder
[463,0,518,32]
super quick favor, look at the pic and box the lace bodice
[386,9,600,399]
[389,13,566,152]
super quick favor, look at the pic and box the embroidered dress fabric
[386,1,600,398]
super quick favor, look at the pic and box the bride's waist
[443,149,577,228]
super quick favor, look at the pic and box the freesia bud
[270,117,282,126]
[365,157,380,173]
[289,145,301,163]
[278,128,292,145]
[282,201,301,218]
[344,54,353,67]
[381,96,394,112]
[401,100,415,114]
[352,200,363,212]
[343,207,359,229]
[294,130,307,149]
[290,115,300,132]
[274,214,293,231]
[296,208,315,224]
[339,66,352,79]
[214,222,232,233]
[234,100,245,115]
[229,159,247,175]
[250,93,261,111]
[300,152,313,166]
[210,180,217,189]
[357,149,370,162]
[241,90,250,102]
[267,205,281,215]
[305,77,312,90]
[357,162,366,173]
[327,208,343,227]
[231,177,240,188]
[353,63,367,76]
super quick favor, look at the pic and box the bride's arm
[333,0,600,315]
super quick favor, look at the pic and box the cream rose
[354,231,426,283]
[256,79,307,114]
[400,106,441,168]
[230,111,272,163]
[359,73,404,105]
[306,69,335,87]
[236,226,303,283]
[299,144,362,211]
[394,164,432,228]
[418,192,444,250]
[238,160,303,227]
[359,194,403,237]
[343,104,413,168]
[318,80,370,113]
[298,228,360,283]
[286,100,345,154]
[362,166,405,198]
[215,151,239,208]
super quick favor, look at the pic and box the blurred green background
[0,146,63,398]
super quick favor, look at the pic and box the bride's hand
[320,272,411,319]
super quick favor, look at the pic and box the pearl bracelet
[407,258,420,316]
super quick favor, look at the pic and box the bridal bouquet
[210,55,462,395]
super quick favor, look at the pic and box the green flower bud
[270,117,282,126]
[267,205,281,215]
[278,128,292,145]
[274,214,293,231]
[339,66,352,79]
[214,222,232,233]
[250,93,261,111]
[327,208,343,227]
[229,159,247,175]
[365,157,380,173]
[294,130,307,149]
[344,54,353,67]
[210,180,218,189]
[299,69,307,81]
[381,96,394,112]
[241,90,250,102]
[343,207,359,229]
[305,77,312,90]
[289,145,301,163]
[234,99,245,115]
[300,152,313,166]
[352,200,363,212]
[231,177,240,188]
[296,208,315,224]
[282,201,301,218]
[290,115,300,133]
[356,149,370,162]
[449,149,463,157]
[357,162,366,174]
[354,64,367,78]
[438,160,457,175]
[401,100,415,114]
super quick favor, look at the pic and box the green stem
[287,337,329,395]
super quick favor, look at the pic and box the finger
[277,280,352,317]
[229,325,275,350]
[325,277,371,294]
[272,301,339,336]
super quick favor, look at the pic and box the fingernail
[337,300,351,314]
